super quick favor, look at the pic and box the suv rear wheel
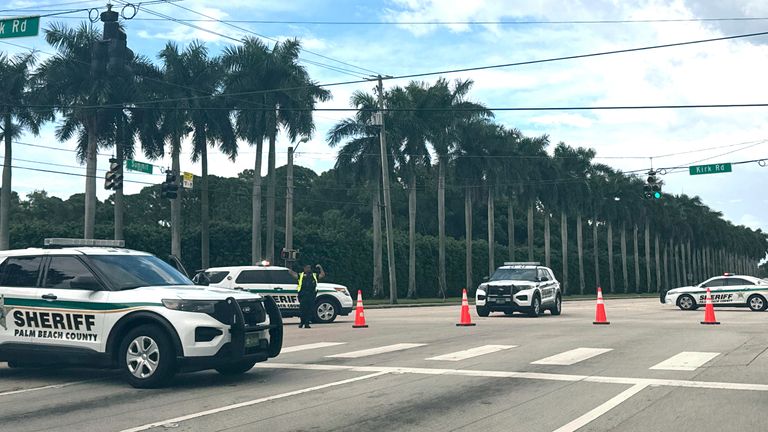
[313,298,339,324]
[550,294,562,315]
[119,324,176,388]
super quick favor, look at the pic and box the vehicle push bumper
[178,296,283,371]
[478,285,534,311]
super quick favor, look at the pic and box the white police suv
[475,262,562,317]
[663,273,768,312]
[0,239,283,388]
[200,262,354,324]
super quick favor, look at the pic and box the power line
[0,0,102,12]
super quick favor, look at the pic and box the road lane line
[0,379,96,397]
[119,371,389,432]
[426,345,517,361]
[532,348,613,365]
[326,343,426,358]
[552,384,648,432]
[282,342,347,353]
[255,363,768,392]
[649,352,720,371]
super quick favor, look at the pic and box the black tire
[677,294,698,311]
[476,305,490,317]
[550,294,562,316]
[313,297,339,324]
[119,324,176,389]
[504,311,514,316]
[747,294,767,312]
[528,294,542,317]
[659,289,668,304]
[215,359,257,376]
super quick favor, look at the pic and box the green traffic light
[654,192,661,199]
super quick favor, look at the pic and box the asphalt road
[2,298,768,432]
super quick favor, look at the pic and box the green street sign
[689,163,732,176]
[126,160,153,174]
[0,16,40,39]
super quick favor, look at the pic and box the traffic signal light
[104,158,122,190]
[95,5,133,76]
[161,171,179,199]
[645,170,662,199]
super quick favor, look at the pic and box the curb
[366,295,656,309]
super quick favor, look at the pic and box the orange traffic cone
[456,288,476,327]
[700,287,720,325]
[593,287,610,325]
[352,290,368,328]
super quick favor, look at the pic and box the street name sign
[689,163,732,176]
[0,16,40,39]
[126,160,153,174]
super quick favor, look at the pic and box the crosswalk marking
[531,348,613,365]
[426,345,517,361]
[649,352,720,371]
[281,342,347,354]
[326,343,426,359]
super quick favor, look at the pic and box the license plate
[493,298,507,303]
[245,333,260,348]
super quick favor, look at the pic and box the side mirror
[483,276,490,282]
[540,276,549,282]
[70,275,102,291]
[192,272,210,286]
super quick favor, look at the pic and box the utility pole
[376,76,398,304]
[284,137,307,265]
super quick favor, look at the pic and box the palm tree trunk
[544,211,551,268]
[0,113,12,249]
[372,182,383,298]
[437,156,447,299]
[407,177,417,298]
[114,119,125,241]
[560,210,568,295]
[692,248,699,283]
[201,147,210,269]
[633,224,640,293]
[266,134,277,262]
[488,187,495,276]
[171,136,182,259]
[577,212,585,295]
[621,222,628,293]
[680,242,687,285]
[592,213,600,289]
[644,221,651,292]
[607,221,615,294]
[663,243,669,291]
[655,234,661,292]
[686,241,693,284]
[465,188,473,292]
[251,137,264,264]
[671,239,678,287]
[84,116,98,239]
[508,200,515,261]
[527,204,534,261]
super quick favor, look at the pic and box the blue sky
[2,0,768,234]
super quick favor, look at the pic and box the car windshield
[490,268,538,282]
[89,254,193,290]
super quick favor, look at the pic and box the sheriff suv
[199,262,353,324]
[0,239,283,388]
[663,273,768,312]
[475,262,562,317]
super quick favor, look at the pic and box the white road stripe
[326,343,426,358]
[649,352,720,371]
[281,342,347,353]
[255,363,768,392]
[531,348,613,366]
[552,384,648,432]
[119,371,389,432]
[426,345,517,361]
[0,379,96,397]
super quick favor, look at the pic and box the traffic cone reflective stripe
[353,290,368,328]
[456,288,476,327]
[593,287,610,325]
[701,287,720,325]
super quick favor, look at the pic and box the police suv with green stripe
[663,273,768,312]
[0,239,283,388]
[200,262,353,324]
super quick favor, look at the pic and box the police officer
[289,264,325,328]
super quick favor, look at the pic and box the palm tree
[0,51,49,249]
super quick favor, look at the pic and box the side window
[727,278,754,286]
[537,269,548,281]
[271,270,296,285]
[235,270,271,284]
[547,270,556,282]
[702,279,725,288]
[44,256,98,290]
[0,256,43,287]
[205,271,230,284]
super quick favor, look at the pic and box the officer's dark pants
[299,295,314,326]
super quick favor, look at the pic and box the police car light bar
[503,262,541,266]
[44,238,126,248]
[260,260,270,266]
[723,273,733,276]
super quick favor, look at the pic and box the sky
[1,0,767,234]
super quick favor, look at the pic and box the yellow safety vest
[297,273,318,292]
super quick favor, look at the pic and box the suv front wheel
[119,324,176,388]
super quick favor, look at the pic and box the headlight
[162,299,218,314]
[333,287,351,297]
